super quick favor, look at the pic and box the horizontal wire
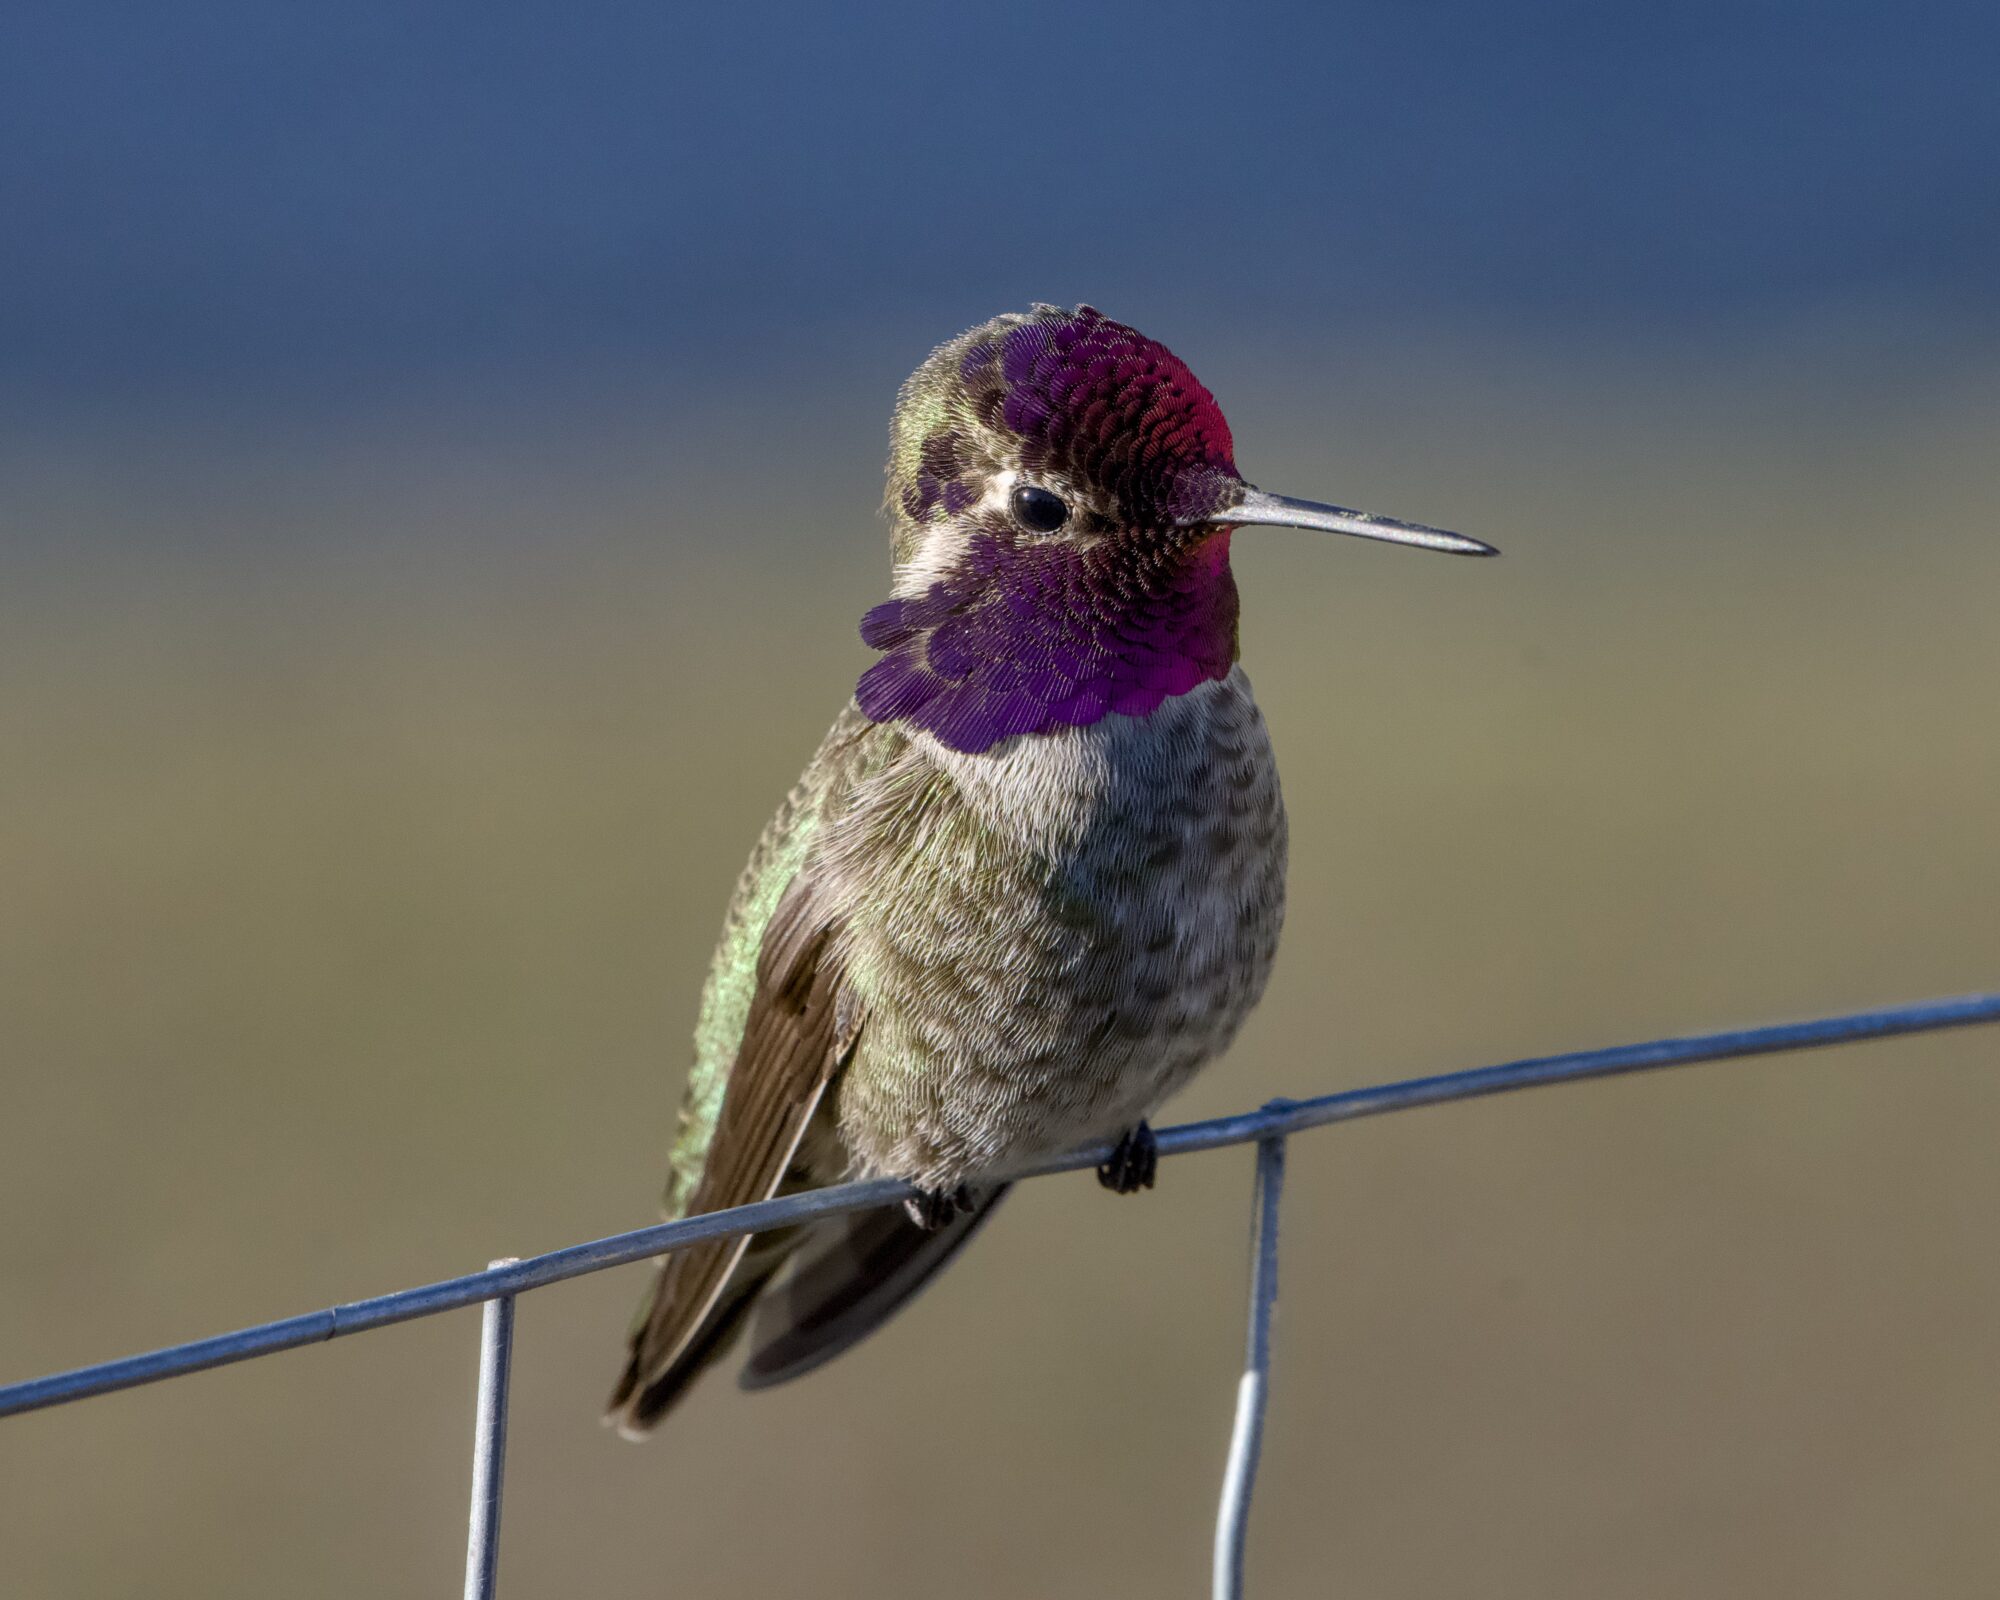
[2,990,1995,1422]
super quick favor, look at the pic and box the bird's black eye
[1010,484,1070,535]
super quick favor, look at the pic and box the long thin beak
[1214,486,1498,557]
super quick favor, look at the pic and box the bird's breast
[826,667,1287,1188]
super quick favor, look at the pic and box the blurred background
[4,3,1999,1596]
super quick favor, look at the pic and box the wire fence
[5,991,1998,1597]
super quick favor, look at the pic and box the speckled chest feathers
[819,675,1284,1188]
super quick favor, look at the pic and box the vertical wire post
[463,1259,519,1600]
[1214,1133,1288,1600]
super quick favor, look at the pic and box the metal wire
[2,993,1997,1600]
[1215,1134,1287,1600]
[463,1260,518,1600]
[2,991,1996,1424]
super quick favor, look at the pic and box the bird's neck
[856,527,1239,755]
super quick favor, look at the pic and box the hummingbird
[608,304,1494,1435]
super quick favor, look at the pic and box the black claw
[905,1185,974,1230]
[1097,1122,1158,1195]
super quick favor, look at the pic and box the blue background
[7,0,1999,415]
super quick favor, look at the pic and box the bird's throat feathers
[857,526,1240,754]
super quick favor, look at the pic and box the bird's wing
[608,865,860,1432]
[609,706,890,1432]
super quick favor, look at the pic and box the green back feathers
[664,707,891,1215]
[667,792,822,1214]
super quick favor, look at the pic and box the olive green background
[4,326,1998,1597]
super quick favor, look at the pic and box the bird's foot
[905,1183,976,1231]
[1097,1122,1158,1195]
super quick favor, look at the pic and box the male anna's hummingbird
[608,304,1494,1435]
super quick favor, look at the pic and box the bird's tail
[740,1185,1008,1389]
[606,1225,800,1438]
[606,1186,1008,1434]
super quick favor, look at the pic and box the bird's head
[859,304,1494,754]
